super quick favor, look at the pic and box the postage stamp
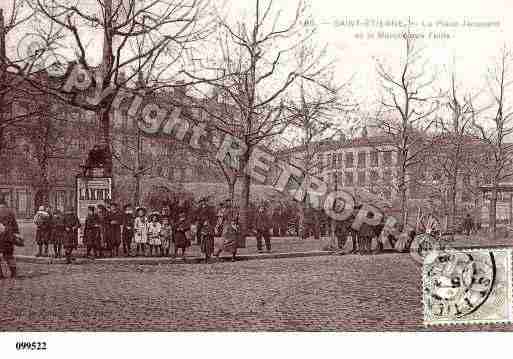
[423,247,513,326]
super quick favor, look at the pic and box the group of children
[33,198,244,262]
[33,205,80,263]
[83,204,218,261]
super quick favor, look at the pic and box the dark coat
[0,211,19,255]
[122,212,135,242]
[200,224,215,256]
[108,209,123,246]
[255,210,271,232]
[51,213,66,245]
[174,218,189,249]
[84,214,101,248]
[63,211,80,249]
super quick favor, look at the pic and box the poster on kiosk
[76,176,112,245]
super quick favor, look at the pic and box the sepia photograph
[0,0,512,356]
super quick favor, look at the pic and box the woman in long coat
[173,213,189,259]
[97,204,109,257]
[134,207,148,256]
[214,209,239,261]
[63,206,80,263]
[84,206,100,258]
[200,219,215,262]
[51,209,66,258]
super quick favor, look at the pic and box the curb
[14,250,336,265]
[15,244,513,265]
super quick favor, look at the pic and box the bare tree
[284,39,355,238]
[472,47,513,238]
[0,1,37,156]
[26,0,213,174]
[427,72,484,231]
[185,0,331,243]
[374,36,440,226]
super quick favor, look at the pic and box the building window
[317,153,324,173]
[345,152,354,168]
[332,154,337,169]
[383,151,392,166]
[345,172,354,186]
[357,171,366,186]
[326,153,331,171]
[357,152,366,168]
[338,153,343,168]
[383,170,392,183]
[370,170,379,184]
[370,151,379,167]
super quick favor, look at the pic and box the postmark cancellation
[423,247,512,326]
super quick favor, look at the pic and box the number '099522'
[16,341,47,350]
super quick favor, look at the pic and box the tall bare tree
[284,39,354,237]
[374,36,440,225]
[27,0,212,174]
[429,72,484,231]
[472,47,513,238]
[185,0,331,243]
[0,1,36,156]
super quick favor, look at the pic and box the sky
[3,0,513,127]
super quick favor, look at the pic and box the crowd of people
[31,198,321,263]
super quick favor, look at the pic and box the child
[134,207,148,256]
[33,206,51,257]
[215,217,239,261]
[147,213,162,256]
[84,206,100,258]
[174,212,189,259]
[51,209,66,258]
[122,204,135,256]
[63,206,80,264]
[200,220,215,262]
[160,217,173,257]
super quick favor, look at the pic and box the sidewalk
[13,233,513,265]
[14,236,336,264]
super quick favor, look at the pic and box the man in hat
[107,203,122,257]
[122,204,135,256]
[255,204,272,252]
[63,205,80,264]
[0,200,20,278]
[33,205,51,257]
[195,197,215,245]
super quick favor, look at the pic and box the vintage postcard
[1,0,513,356]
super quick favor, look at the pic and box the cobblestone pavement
[2,254,512,331]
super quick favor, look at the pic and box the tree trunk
[35,160,50,210]
[238,151,251,248]
[449,176,457,232]
[490,186,498,239]
[134,174,141,207]
[298,202,305,239]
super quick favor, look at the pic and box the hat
[136,206,147,214]
[38,205,46,211]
